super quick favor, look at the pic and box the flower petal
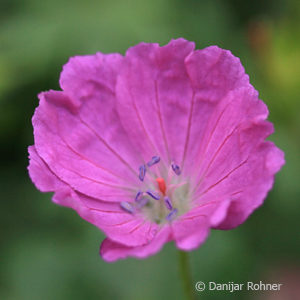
[179,47,255,174]
[28,145,158,247]
[188,84,285,229]
[191,86,273,190]
[28,145,64,191]
[116,41,256,178]
[116,38,195,165]
[33,88,141,202]
[213,142,285,229]
[185,46,249,101]
[100,227,171,262]
[70,192,159,247]
[59,52,122,106]
[171,200,231,250]
[32,53,148,201]
[193,140,284,230]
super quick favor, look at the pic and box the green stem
[178,250,195,300]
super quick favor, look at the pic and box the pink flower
[28,38,284,262]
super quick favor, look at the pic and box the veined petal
[188,84,284,229]
[171,199,231,250]
[100,227,171,262]
[185,46,250,101]
[190,86,274,191]
[33,88,141,202]
[192,140,284,230]
[60,52,122,105]
[116,38,195,165]
[28,145,65,192]
[28,146,158,247]
[211,142,284,229]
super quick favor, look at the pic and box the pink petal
[172,200,231,250]
[214,142,285,229]
[32,52,148,201]
[191,86,273,189]
[71,192,159,247]
[192,140,284,230]
[33,88,141,202]
[185,46,249,101]
[116,38,195,166]
[28,145,158,247]
[116,40,256,178]
[187,85,285,229]
[56,189,159,247]
[59,52,122,106]
[180,47,254,175]
[28,145,64,192]
[100,227,171,262]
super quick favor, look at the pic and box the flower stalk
[178,250,195,300]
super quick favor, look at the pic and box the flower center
[120,156,191,224]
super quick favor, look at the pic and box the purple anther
[135,190,143,202]
[146,190,160,200]
[164,196,173,210]
[137,197,149,209]
[120,201,135,214]
[139,164,146,181]
[166,208,178,221]
[147,156,160,167]
[171,162,181,175]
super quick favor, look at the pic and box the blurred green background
[0,0,299,299]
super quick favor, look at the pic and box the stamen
[147,156,160,167]
[156,177,166,195]
[171,162,181,175]
[137,197,149,208]
[166,208,178,221]
[164,196,172,210]
[135,190,143,202]
[133,157,187,223]
[120,201,135,214]
[146,190,160,200]
[139,164,146,181]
